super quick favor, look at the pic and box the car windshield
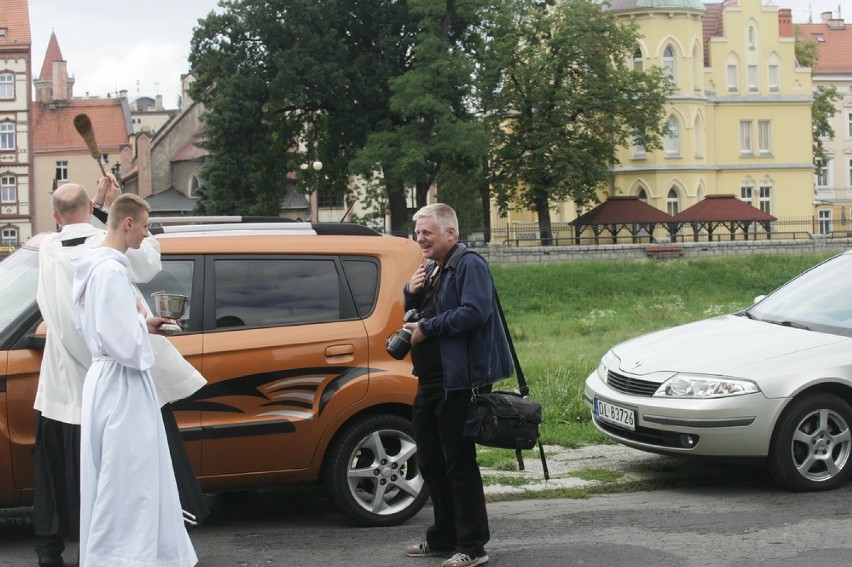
[745,252,852,337]
[0,245,39,336]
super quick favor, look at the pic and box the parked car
[0,221,427,526]
[585,250,852,491]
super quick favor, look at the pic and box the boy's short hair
[108,193,150,230]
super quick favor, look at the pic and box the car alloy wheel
[769,392,852,491]
[323,414,428,526]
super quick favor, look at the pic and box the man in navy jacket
[402,203,513,567]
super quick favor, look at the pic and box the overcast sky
[27,0,847,110]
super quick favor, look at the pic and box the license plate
[594,398,635,431]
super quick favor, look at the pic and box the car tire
[323,413,428,527]
[768,392,852,491]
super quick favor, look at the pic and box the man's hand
[147,316,175,335]
[403,322,425,345]
[408,264,427,294]
[94,173,121,208]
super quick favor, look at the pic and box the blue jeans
[412,385,490,557]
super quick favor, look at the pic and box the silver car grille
[606,370,660,397]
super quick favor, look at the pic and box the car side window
[214,258,340,328]
[342,258,379,318]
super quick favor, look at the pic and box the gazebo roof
[673,194,776,222]
[572,196,676,225]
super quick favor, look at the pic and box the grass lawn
[488,252,837,448]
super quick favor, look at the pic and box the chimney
[778,8,793,37]
[119,89,128,99]
[137,133,153,199]
[155,94,163,111]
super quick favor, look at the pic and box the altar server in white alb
[70,193,197,567]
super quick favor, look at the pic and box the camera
[386,309,422,360]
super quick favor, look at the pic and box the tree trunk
[535,193,553,246]
[479,160,492,243]
[415,180,430,210]
[387,180,409,236]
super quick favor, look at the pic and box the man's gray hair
[413,203,458,234]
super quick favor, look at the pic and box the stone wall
[473,237,852,265]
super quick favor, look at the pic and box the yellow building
[493,0,815,239]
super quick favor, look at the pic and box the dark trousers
[33,414,80,560]
[412,385,490,557]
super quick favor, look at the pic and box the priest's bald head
[51,183,94,227]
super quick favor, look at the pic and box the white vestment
[35,222,205,424]
[71,247,197,567]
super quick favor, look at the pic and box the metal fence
[387,217,851,247]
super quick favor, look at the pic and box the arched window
[666,188,680,216]
[189,175,200,197]
[633,48,643,71]
[692,44,702,91]
[748,26,756,49]
[693,114,704,158]
[663,45,676,86]
[637,188,648,202]
[664,117,679,156]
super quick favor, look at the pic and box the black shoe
[38,557,64,567]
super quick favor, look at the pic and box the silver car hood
[612,314,850,377]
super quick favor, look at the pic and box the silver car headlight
[654,374,760,398]
[597,350,619,383]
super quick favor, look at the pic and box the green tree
[478,0,669,244]
[189,0,415,218]
[351,0,491,234]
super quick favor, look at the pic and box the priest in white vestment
[71,194,197,567]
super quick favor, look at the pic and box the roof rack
[147,216,382,237]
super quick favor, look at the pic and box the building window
[848,157,852,187]
[816,159,830,188]
[0,122,14,150]
[100,154,109,165]
[0,72,12,99]
[727,65,738,91]
[190,175,200,197]
[758,185,772,214]
[636,188,648,203]
[1,227,17,246]
[747,65,758,91]
[0,175,15,203]
[848,112,852,138]
[632,133,646,159]
[664,117,679,156]
[56,161,68,182]
[768,65,779,90]
[633,48,643,72]
[666,188,680,216]
[318,188,345,208]
[748,26,756,49]
[758,120,771,155]
[663,45,676,86]
[739,121,753,155]
[819,210,832,235]
[741,185,753,203]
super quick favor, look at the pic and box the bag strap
[457,251,549,480]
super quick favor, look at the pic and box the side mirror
[20,320,47,350]
[753,295,766,304]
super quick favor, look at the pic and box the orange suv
[0,221,427,526]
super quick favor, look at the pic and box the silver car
[585,251,852,491]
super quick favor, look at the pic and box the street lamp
[302,160,323,220]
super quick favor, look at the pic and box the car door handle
[325,344,355,362]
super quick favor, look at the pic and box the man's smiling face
[414,216,456,262]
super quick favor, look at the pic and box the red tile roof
[38,31,64,79]
[798,21,852,74]
[0,0,31,45]
[702,2,724,65]
[31,99,130,153]
[573,196,676,225]
[171,136,208,162]
[674,194,776,222]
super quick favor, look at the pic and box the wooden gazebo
[570,196,676,244]
[673,194,777,241]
